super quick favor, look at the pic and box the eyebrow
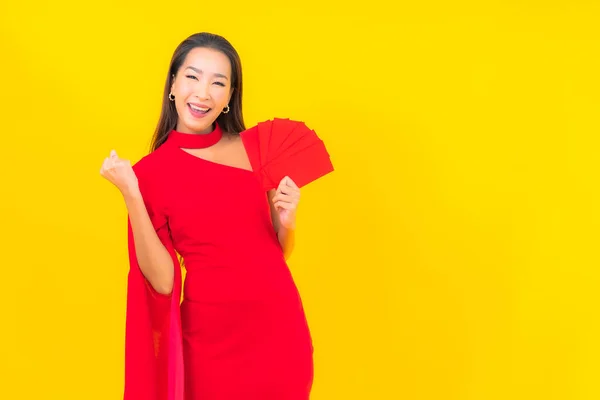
[185,66,229,80]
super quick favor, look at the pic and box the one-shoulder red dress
[122,122,314,400]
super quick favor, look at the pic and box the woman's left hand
[271,176,301,230]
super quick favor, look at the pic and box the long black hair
[150,32,246,151]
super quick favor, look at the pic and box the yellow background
[1,1,599,399]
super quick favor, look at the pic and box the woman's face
[171,47,233,134]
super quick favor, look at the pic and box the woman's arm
[100,149,175,296]
[124,190,175,295]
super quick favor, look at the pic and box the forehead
[182,47,231,76]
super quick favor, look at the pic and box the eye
[186,75,198,80]
[213,82,226,87]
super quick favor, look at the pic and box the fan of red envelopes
[240,118,334,191]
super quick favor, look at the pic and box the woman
[100,32,314,400]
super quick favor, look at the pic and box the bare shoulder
[221,132,245,152]
[221,131,252,171]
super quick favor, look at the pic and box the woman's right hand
[100,150,140,197]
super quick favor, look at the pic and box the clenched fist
[100,150,140,197]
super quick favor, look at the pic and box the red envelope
[241,118,334,191]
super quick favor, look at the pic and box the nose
[194,81,210,100]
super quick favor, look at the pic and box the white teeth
[189,104,209,112]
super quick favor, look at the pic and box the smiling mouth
[188,104,211,114]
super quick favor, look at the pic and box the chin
[181,117,216,134]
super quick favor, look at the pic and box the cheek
[174,85,193,109]
[210,87,230,105]
[174,82,191,97]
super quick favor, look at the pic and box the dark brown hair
[150,32,245,151]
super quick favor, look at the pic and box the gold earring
[222,104,230,114]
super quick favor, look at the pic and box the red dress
[123,123,314,400]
